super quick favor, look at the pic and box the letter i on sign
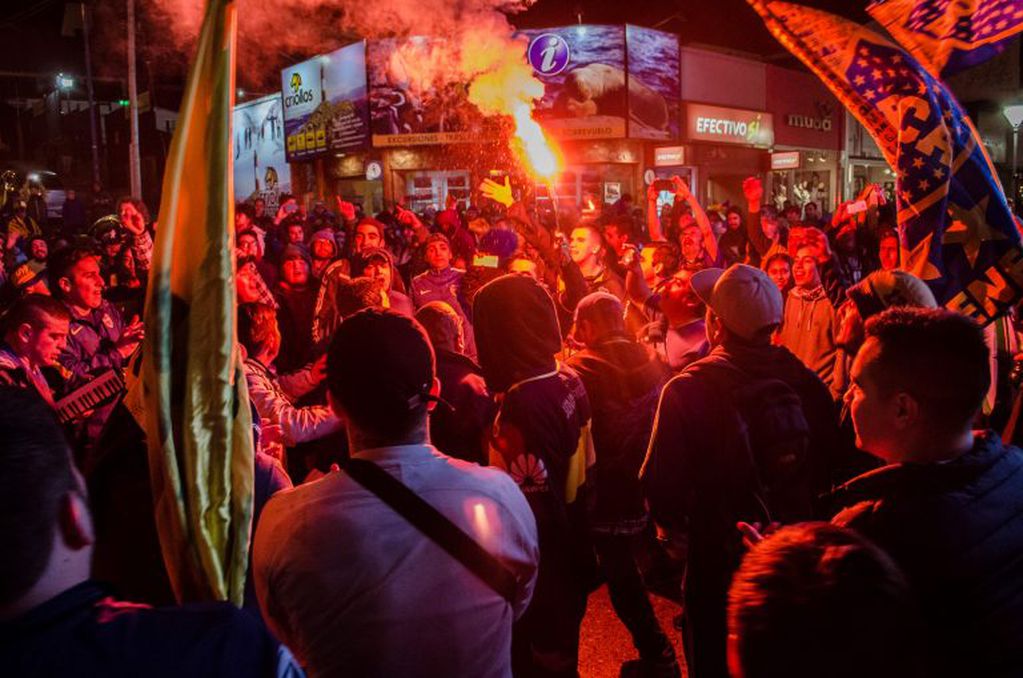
[541,38,560,72]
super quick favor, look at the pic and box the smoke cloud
[129,0,537,92]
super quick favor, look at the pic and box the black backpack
[704,358,815,524]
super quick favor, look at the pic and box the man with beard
[24,236,48,274]
[308,229,338,282]
[717,208,748,266]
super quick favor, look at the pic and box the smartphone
[847,200,868,215]
[622,242,643,268]
[651,179,675,192]
[473,254,500,269]
[283,202,298,214]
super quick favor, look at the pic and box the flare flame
[383,26,562,180]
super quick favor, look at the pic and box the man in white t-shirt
[254,309,539,678]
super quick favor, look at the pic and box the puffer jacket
[832,432,1023,678]
[778,285,842,399]
[243,357,342,460]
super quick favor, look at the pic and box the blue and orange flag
[142,0,253,604]
[868,0,1023,76]
[748,0,1023,323]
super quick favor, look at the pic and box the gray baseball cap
[691,264,783,341]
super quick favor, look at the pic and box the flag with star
[748,0,1023,322]
[868,0,1023,77]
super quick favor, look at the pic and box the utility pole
[127,0,142,199]
[81,2,101,189]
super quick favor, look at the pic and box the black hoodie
[568,337,669,532]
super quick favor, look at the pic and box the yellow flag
[142,0,253,604]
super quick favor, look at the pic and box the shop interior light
[1004,104,1023,130]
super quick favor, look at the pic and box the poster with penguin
[626,25,680,140]
[517,24,681,142]
[517,25,628,140]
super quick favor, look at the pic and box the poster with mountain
[232,94,291,211]
[280,41,370,162]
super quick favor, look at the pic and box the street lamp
[1003,104,1023,211]
[55,73,74,118]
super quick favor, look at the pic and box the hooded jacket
[309,229,338,280]
[430,348,492,465]
[778,284,841,399]
[473,275,595,667]
[473,274,562,395]
[568,337,668,532]
[362,246,413,317]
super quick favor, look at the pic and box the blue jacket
[411,267,476,358]
[60,300,126,389]
[0,581,301,677]
[833,432,1023,678]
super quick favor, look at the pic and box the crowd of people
[1,171,1022,678]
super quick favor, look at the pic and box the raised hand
[479,176,514,207]
[672,175,691,199]
[335,196,356,222]
[742,177,764,206]
[121,204,146,235]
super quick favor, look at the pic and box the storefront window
[536,164,636,211]
[403,170,470,212]
[771,169,831,212]
[850,163,896,204]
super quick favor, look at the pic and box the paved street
[579,585,687,678]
